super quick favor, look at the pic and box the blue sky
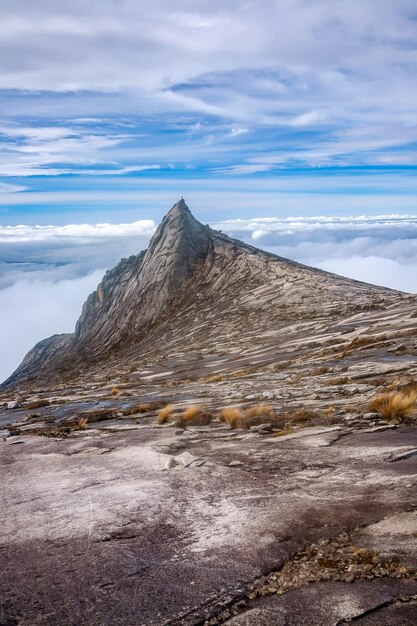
[1,0,417,224]
[1,0,417,381]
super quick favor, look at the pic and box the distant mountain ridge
[2,199,405,388]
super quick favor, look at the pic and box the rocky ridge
[1,199,409,389]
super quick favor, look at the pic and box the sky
[1,0,417,382]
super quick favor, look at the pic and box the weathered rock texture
[1,199,408,389]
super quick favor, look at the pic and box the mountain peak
[154,198,202,239]
[167,197,189,216]
[2,199,404,389]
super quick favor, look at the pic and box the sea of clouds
[1,213,417,383]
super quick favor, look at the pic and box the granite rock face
[1,199,405,388]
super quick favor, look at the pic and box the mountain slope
[2,199,406,388]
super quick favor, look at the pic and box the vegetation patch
[76,408,119,423]
[324,376,352,386]
[219,407,243,429]
[369,390,417,423]
[177,405,213,427]
[157,405,173,424]
[24,399,50,409]
[200,373,224,383]
[122,401,166,416]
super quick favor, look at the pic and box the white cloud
[0,271,103,383]
[215,163,273,174]
[228,127,249,137]
[315,256,417,293]
[0,219,156,290]
[0,182,26,193]
[289,109,326,127]
[213,214,417,292]
[0,220,156,243]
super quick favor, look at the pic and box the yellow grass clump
[183,405,202,420]
[369,390,417,422]
[111,386,120,396]
[157,405,173,424]
[245,403,273,420]
[219,407,243,429]
[201,373,224,383]
[179,405,212,426]
[220,403,273,429]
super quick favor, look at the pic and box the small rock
[7,401,20,409]
[229,460,244,467]
[250,423,273,434]
[175,429,185,435]
[363,412,381,420]
[155,445,172,454]
[262,391,274,399]
[164,456,177,471]
[169,441,186,451]
[175,451,198,467]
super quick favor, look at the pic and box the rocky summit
[1,200,417,625]
[1,199,411,388]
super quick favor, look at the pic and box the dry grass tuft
[24,399,50,409]
[324,376,352,386]
[275,427,294,437]
[313,366,328,376]
[270,360,293,372]
[219,407,243,429]
[369,390,417,423]
[111,386,120,396]
[122,402,165,416]
[245,403,273,420]
[177,405,212,426]
[76,408,118,423]
[157,405,173,424]
[201,373,224,383]
[222,403,275,430]
[286,407,320,424]
[182,405,202,421]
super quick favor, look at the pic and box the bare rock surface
[1,421,416,625]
